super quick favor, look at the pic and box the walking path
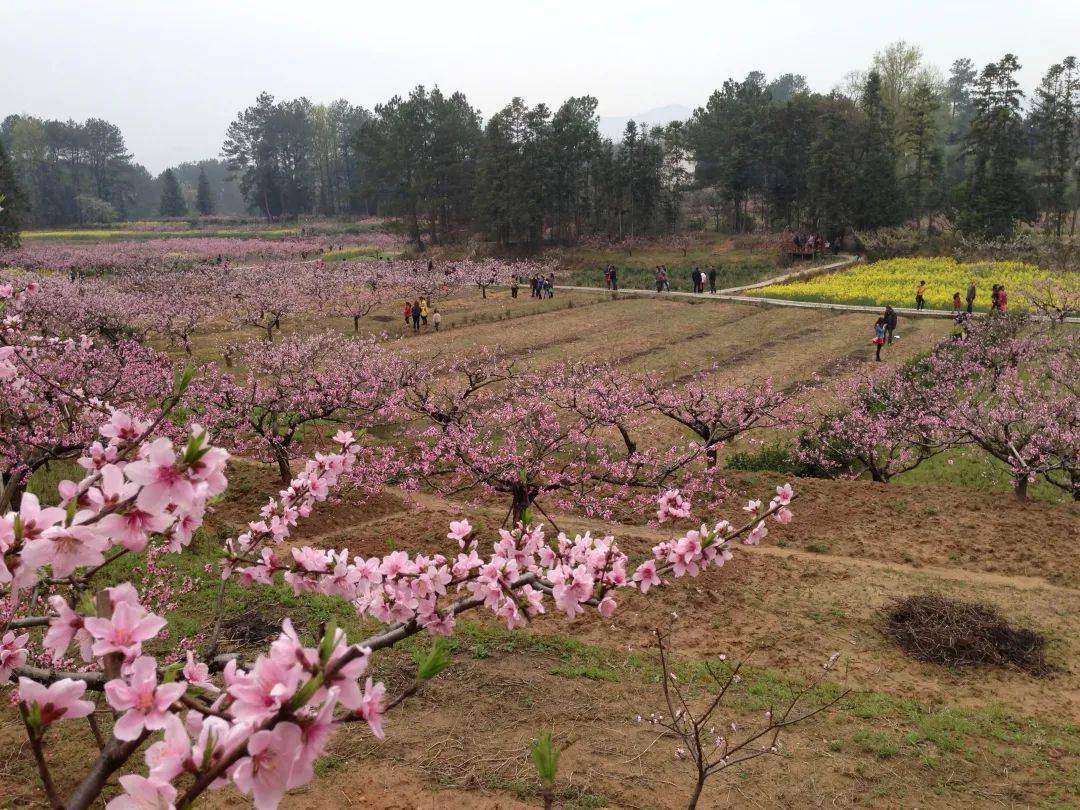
[556,255,1080,323]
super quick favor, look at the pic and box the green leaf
[160,662,183,683]
[414,636,454,681]
[288,674,324,711]
[318,620,338,665]
[174,364,196,395]
[529,732,560,786]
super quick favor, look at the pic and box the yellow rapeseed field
[748,257,1061,311]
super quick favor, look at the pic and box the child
[952,292,962,314]
[873,317,886,362]
[915,281,926,311]
[432,308,442,331]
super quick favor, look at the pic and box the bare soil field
[3,289,1076,809]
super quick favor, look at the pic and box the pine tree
[957,54,1036,238]
[901,79,943,232]
[159,168,187,217]
[0,138,25,247]
[854,71,904,229]
[1028,57,1078,235]
[195,168,214,216]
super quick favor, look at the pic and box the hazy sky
[2,0,1078,173]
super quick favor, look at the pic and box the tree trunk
[511,486,531,526]
[687,772,707,809]
[1013,474,1028,499]
[1,473,27,514]
[276,454,293,485]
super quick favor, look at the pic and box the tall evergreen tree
[807,96,860,240]
[195,168,214,215]
[1028,57,1079,235]
[0,138,25,247]
[687,72,770,232]
[901,79,943,232]
[853,71,904,228]
[957,54,1036,237]
[158,168,187,217]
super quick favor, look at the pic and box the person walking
[420,297,429,328]
[884,305,898,344]
[510,277,519,298]
[965,281,976,315]
[403,299,412,328]
[691,267,700,293]
[661,266,670,291]
[915,280,926,311]
[432,308,442,331]
[410,300,421,333]
[610,266,618,291]
[655,267,664,293]
[708,267,717,294]
[873,317,886,362]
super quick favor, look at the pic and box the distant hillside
[597,104,692,139]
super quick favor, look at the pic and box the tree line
[2,43,1077,245]
[0,114,245,230]
[218,45,1079,245]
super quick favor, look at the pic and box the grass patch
[851,730,902,758]
[894,448,1063,501]
[550,662,621,682]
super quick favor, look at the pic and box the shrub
[75,193,118,224]
[724,444,822,477]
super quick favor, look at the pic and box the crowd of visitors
[404,297,441,333]
[688,267,718,293]
[874,279,1011,362]
[530,273,555,298]
[790,232,836,259]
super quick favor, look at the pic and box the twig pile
[886,594,1047,674]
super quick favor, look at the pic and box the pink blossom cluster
[0,279,175,512]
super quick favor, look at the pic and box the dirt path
[554,256,1080,323]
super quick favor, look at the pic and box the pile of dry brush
[886,594,1047,674]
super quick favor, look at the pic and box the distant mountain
[597,104,693,139]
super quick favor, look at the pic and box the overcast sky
[2,0,1078,173]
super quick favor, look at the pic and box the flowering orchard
[1,255,553,353]
[0,275,801,808]
[802,317,1079,498]
[0,233,405,274]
